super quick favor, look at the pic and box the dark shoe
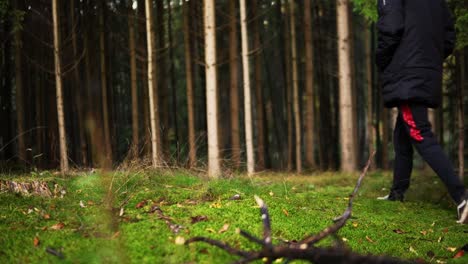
[377,191,404,202]
[457,199,468,224]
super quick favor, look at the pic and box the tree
[204,0,221,178]
[304,0,316,170]
[183,1,197,168]
[13,0,25,163]
[337,0,357,172]
[145,0,161,168]
[52,0,69,172]
[128,4,139,157]
[239,0,255,175]
[229,0,241,169]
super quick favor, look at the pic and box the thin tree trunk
[364,26,375,169]
[240,0,255,175]
[284,3,293,171]
[204,0,221,178]
[252,0,265,171]
[167,0,179,162]
[183,1,197,168]
[336,0,356,172]
[304,0,316,170]
[229,0,241,169]
[145,0,160,167]
[99,3,112,167]
[289,0,302,173]
[52,0,69,172]
[14,18,26,163]
[71,0,87,166]
[128,6,139,157]
[457,50,465,180]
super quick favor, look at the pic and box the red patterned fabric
[401,104,424,142]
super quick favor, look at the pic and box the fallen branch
[186,153,413,263]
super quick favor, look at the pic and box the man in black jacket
[376,0,468,224]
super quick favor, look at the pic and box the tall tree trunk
[304,0,316,170]
[457,50,465,180]
[52,0,69,172]
[364,26,375,169]
[167,0,179,162]
[204,0,221,178]
[289,0,302,173]
[145,0,161,167]
[252,0,265,171]
[99,3,112,167]
[0,14,13,161]
[128,6,139,157]
[284,3,293,171]
[336,0,356,172]
[183,1,197,168]
[240,0,255,175]
[14,17,26,163]
[229,0,241,169]
[71,0,87,166]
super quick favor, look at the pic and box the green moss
[0,171,466,263]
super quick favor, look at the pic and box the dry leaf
[409,246,418,255]
[365,236,375,243]
[393,229,405,234]
[119,208,124,217]
[33,237,40,247]
[352,222,358,228]
[43,214,50,220]
[269,191,274,196]
[191,215,208,224]
[205,228,216,233]
[447,247,457,252]
[453,250,465,258]
[282,209,289,216]
[136,200,147,209]
[218,224,229,233]
[50,222,64,230]
[175,236,185,245]
[420,230,427,236]
[111,231,120,239]
[79,201,86,208]
[87,201,94,206]
[209,201,222,208]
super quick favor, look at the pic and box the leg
[400,103,466,204]
[391,111,414,197]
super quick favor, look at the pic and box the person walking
[375,0,468,224]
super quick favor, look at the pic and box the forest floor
[0,169,467,263]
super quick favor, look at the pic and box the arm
[375,0,405,72]
[442,2,456,59]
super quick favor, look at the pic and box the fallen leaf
[409,246,419,255]
[229,194,241,200]
[111,231,120,239]
[87,201,94,206]
[191,215,208,224]
[393,229,405,234]
[269,191,274,196]
[447,247,457,252]
[437,236,443,243]
[119,208,124,216]
[50,222,64,230]
[136,200,147,209]
[453,250,464,258]
[443,228,449,233]
[282,209,289,216]
[79,201,86,208]
[43,214,50,220]
[33,237,40,247]
[209,201,222,208]
[365,236,375,243]
[175,236,185,245]
[205,228,216,233]
[342,237,348,242]
[352,222,358,228]
[420,230,427,236]
[218,224,229,233]
[148,204,160,214]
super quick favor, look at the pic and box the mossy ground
[0,170,467,263]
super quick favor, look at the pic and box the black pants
[391,103,466,204]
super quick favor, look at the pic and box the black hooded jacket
[376,0,455,108]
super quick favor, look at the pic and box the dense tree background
[0,0,467,175]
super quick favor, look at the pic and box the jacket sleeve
[443,3,456,59]
[375,0,405,72]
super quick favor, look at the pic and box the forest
[0,0,467,176]
[1,0,468,263]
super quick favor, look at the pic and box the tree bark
[284,3,293,171]
[229,0,241,169]
[252,0,265,171]
[14,14,26,163]
[457,50,465,180]
[204,0,221,178]
[145,0,161,168]
[0,13,13,161]
[364,26,375,170]
[99,3,112,167]
[239,0,255,175]
[128,6,139,157]
[52,0,69,172]
[336,0,357,172]
[304,0,316,170]
[183,1,197,168]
